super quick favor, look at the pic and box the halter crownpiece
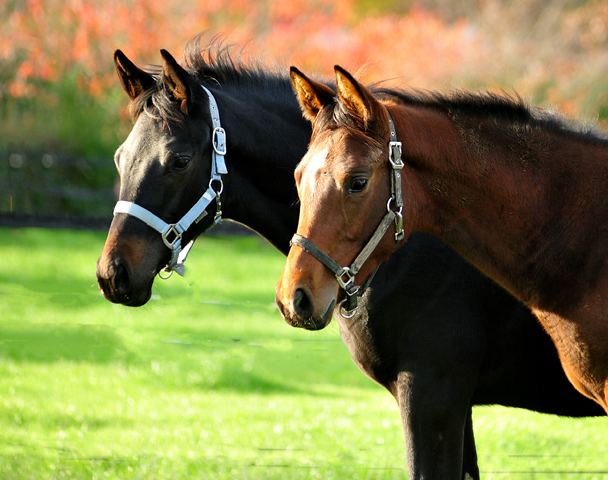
[113,85,227,279]
[290,107,404,318]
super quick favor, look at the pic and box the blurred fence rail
[0,150,253,235]
[1,149,116,217]
[0,212,111,230]
[0,212,254,235]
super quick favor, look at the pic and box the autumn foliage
[2,0,608,155]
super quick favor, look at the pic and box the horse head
[276,66,402,329]
[97,49,225,306]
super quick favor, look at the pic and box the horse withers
[276,65,608,413]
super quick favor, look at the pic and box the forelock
[312,96,384,155]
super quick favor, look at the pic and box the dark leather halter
[290,110,405,318]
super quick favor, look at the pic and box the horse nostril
[97,253,153,306]
[293,287,315,319]
[113,261,131,295]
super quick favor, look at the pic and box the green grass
[0,227,607,479]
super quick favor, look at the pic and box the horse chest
[335,311,387,387]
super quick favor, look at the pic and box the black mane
[375,86,608,145]
[318,81,607,147]
[129,35,293,125]
[183,35,292,95]
[376,87,533,124]
[128,37,606,145]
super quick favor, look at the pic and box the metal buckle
[159,245,182,280]
[162,224,182,250]
[212,127,227,155]
[388,141,403,169]
[336,267,358,296]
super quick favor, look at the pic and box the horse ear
[290,66,334,122]
[114,50,155,101]
[334,65,377,124]
[160,49,191,115]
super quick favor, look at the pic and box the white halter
[113,85,227,278]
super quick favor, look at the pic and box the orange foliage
[2,0,608,119]
[1,0,234,98]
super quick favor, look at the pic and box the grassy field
[0,227,607,479]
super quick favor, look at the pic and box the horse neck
[393,103,608,312]
[213,85,311,255]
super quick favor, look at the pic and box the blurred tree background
[2,0,608,215]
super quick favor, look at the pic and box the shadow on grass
[0,323,137,364]
[209,364,307,396]
[153,340,348,397]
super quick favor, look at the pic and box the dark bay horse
[96,41,603,480]
[276,64,608,415]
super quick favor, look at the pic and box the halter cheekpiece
[113,85,227,278]
[290,108,404,318]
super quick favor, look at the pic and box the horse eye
[348,177,369,194]
[173,155,190,170]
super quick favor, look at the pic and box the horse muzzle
[96,254,153,307]
[275,272,338,332]
[96,221,163,306]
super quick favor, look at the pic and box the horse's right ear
[290,67,334,122]
[160,49,193,115]
[114,50,155,100]
[334,65,377,125]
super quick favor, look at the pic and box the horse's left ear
[114,50,155,101]
[160,49,191,115]
[334,65,378,125]
[290,67,335,122]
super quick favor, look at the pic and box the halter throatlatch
[290,109,404,318]
[113,85,227,279]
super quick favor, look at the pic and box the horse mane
[374,87,608,145]
[319,82,606,148]
[183,35,291,94]
[129,35,292,125]
[127,36,606,146]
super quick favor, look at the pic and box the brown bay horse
[276,64,608,414]
[96,40,603,480]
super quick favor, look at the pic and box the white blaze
[300,147,328,200]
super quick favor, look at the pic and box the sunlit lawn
[0,227,607,479]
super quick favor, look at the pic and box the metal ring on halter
[159,268,173,280]
[340,302,358,318]
[386,197,398,213]
[210,178,224,195]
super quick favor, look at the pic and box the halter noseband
[113,85,227,279]
[290,109,404,318]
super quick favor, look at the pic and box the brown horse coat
[277,65,608,413]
